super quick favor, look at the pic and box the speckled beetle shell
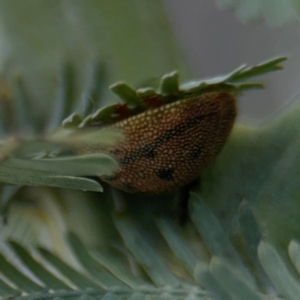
[63,57,286,194]
[100,91,237,194]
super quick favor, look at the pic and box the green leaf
[209,257,264,300]
[194,262,231,300]
[90,249,153,289]
[288,240,300,273]
[0,157,105,191]
[3,186,300,299]
[110,83,139,107]
[0,184,21,223]
[228,56,287,82]
[258,241,300,299]
[0,281,20,297]
[8,241,70,290]
[8,153,118,176]
[38,247,102,290]
[62,112,83,128]
[13,75,36,135]
[48,62,77,132]
[155,218,198,273]
[113,215,180,287]
[0,252,44,292]
[72,57,286,129]
[4,219,300,299]
[189,193,256,289]
[0,232,210,299]
[67,232,129,289]
[79,61,108,117]
[159,71,180,96]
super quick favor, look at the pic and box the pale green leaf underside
[0,128,120,190]
[0,153,119,191]
[2,197,300,300]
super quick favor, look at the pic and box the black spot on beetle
[156,167,174,181]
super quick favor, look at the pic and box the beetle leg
[177,178,201,225]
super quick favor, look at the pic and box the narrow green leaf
[0,78,14,135]
[48,63,77,131]
[90,249,152,289]
[159,71,180,95]
[59,126,123,147]
[0,252,44,293]
[0,184,21,223]
[0,278,20,296]
[179,81,208,94]
[237,201,273,291]
[219,64,247,82]
[180,56,286,95]
[155,218,198,274]
[10,290,116,300]
[8,153,118,176]
[8,241,71,290]
[80,61,107,117]
[62,113,83,128]
[237,83,264,91]
[110,83,139,107]
[189,193,257,289]
[79,104,119,127]
[210,257,264,300]
[238,201,261,260]
[113,215,180,287]
[228,56,287,82]
[194,261,232,300]
[0,209,38,247]
[136,88,157,99]
[38,248,101,290]
[13,74,35,135]
[288,240,300,275]
[67,232,129,289]
[0,158,103,191]
[259,241,300,299]
[193,64,246,87]
[69,57,286,132]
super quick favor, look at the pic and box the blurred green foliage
[215,0,300,26]
[0,1,299,300]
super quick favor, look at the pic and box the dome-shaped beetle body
[100,91,236,194]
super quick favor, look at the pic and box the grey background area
[163,0,300,122]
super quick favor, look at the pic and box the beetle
[64,57,286,222]
[100,91,236,194]
[75,89,236,223]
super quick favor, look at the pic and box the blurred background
[0,2,300,297]
[0,0,299,122]
[163,0,300,121]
